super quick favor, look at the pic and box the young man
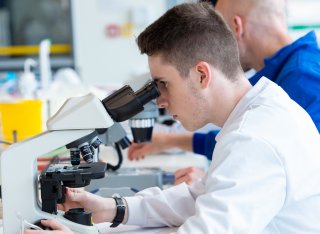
[25,3,320,233]
[128,0,320,185]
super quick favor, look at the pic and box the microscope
[0,81,159,233]
[86,86,162,196]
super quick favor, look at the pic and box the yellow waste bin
[0,99,43,143]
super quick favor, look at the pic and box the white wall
[71,0,320,87]
[71,0,168,86]
[287,0,320,40]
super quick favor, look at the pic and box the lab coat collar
[216,77,272,142]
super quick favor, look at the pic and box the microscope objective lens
[91,137,102,149]
[70,148,80,166]
[80,144,94,163]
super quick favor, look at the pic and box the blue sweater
[193,31,320,159]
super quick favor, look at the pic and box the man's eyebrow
[153,77,165,82]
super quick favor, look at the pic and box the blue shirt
[193,31,320,159]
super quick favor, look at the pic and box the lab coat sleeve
[177,132,287,233]
[125,180,206,227]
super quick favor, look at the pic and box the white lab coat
[125,77,320,233]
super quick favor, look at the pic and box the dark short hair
[199,0,217,7]
[137,3,241,80]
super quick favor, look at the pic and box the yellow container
[0,100,43,143]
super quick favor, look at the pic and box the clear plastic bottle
[18,58,38,99]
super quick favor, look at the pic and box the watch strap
[110,196,126,228]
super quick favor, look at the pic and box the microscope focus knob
[64,208,93,226]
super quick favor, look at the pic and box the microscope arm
[97,122,130,171]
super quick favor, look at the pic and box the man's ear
[195,61,212,89]
[233,15,244,40]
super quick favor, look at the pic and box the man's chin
[179,121,200,132]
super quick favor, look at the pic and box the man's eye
[155,80,168,93]
[159,81,168,89]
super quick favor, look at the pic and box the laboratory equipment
[85,73,161,195]
[86,167,163,197]
[129,100,158,143]
[0,99,43,143]
[97,122,131,171]
[18,58,38,99]
[127,72,159,143]
[85,99,161,196]
[39,39,52,90]
[0,80,159,233]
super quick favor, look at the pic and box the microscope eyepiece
[102,81,160,122]
[134,81,160,107]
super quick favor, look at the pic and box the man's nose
[156,94,168,108]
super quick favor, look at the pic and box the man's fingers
[128,144,146,160]
[24,230,44,234]
[66,188,85,202]
[174,175,191,185]
[57,204,64,211]
[175,167,193,178]
[41,219,64,230]
[128,147,147,160]
[135,148,146,160]
[174,167,205,185]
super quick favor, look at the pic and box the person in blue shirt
[128,0,320,184]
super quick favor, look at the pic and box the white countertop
[98,223,178,234]
[100,146,209,172]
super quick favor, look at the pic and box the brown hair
[137,2,242,80]
[199,0,217,7]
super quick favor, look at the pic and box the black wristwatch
[110,195,126,228]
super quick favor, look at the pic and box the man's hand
[174,167,205,185]
[128,133,173,161]
[128,132,193,161]
[24,219,73,234]
[58,188,116,223]
[24,188,119,233]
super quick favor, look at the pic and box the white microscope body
[1,94,112,233]
[0,81,160,233]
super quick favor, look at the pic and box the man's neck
[215,76,252,127]
[253,33,292,71]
